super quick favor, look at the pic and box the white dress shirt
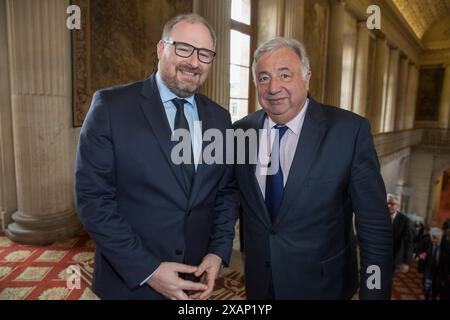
[256,99,309,198]
[391,212,398,222]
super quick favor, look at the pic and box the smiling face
[255,46,311,124]
[157,21,214,97]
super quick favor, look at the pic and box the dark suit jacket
[418,235,450,285]
[234,98,393,300]
[392,212,413,266]
[75,73,239,299]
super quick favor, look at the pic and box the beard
[160,63,205,98]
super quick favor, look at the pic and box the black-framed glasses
[163,40,216,64]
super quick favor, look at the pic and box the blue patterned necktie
[172,98,195,194]
[265,125,289,222]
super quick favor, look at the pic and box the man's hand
[189,254,222,300]
[398,264,409,273]
[147,262,208,300]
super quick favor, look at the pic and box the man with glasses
[75,14,238,300]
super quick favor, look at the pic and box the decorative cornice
[424,39,450,51]
[379,148,411,167]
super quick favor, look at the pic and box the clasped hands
[147,253,222,300]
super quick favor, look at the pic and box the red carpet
[0,231,96,299]
[391,263,424,300]
[0,232,421,300]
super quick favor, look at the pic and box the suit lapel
[242,111,272,226]
[139,74,189,196]
[274,99,328,226]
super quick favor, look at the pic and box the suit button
[270,229,276,235]
[187,210,191,217]
[265,261,271,268]
[175,249,183,256]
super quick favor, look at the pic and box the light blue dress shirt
[141,72,202,286]
[155,71,201,170]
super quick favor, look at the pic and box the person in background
[412,220,425,259]
[439,220,450,300]
[387,194,413,273]
[417,226,449,300]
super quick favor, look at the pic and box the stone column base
[5,210,82,245]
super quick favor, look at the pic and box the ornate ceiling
[392,0,450,39]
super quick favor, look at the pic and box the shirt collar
[155,71,196,106]
[391,212,398,221]
[267,98,309,135]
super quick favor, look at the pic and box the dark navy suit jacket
[75,74,239,299]
[234,98,393,300]
[393,212,413,266]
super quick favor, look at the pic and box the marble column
[194,0,231,109]
[396,155,411,213]
[0,0,17,231]
[395,56,409,131]
[404,63,419,130]
[5,0,80,244]
[352,21,370,117]
[383,47,399,132]
[284,0,304,41]
[438,64,450,129]
[370,35,389,133]
[324,0,346,107]
[257,0,285,45]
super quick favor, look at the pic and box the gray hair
[430,227,443,238]
[252,37,311,83]
[162,13,217,49]
[387,193,399,202]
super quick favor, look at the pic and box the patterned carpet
[0,231,422,300]
[391,263,424,300]
[0,231,245,300]
[0,231,97,300]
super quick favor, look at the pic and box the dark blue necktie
[265,125,289,222]
[172,98,195,194]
